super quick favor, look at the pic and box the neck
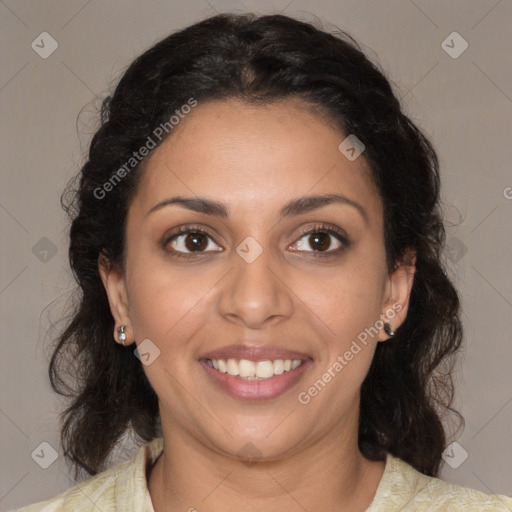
[148,418,385,512]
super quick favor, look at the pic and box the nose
[217,242,294,329]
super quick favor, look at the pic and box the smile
[200,357,312,401]
[205,358,305,380]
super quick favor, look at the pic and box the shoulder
[367,453,512,511]
[14,464,124,512]
[15,437,164,512]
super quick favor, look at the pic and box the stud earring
[383,322,396,337]
[117,325,127,346]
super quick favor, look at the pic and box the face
[100,97,415,462]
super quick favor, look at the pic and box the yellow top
[15,436,512,511]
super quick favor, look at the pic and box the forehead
[131,97,382,223]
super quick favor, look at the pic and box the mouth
[199,356,313,401]
[203,357,306,379]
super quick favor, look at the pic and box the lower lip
[199,359,312,401]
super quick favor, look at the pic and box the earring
[383,322,396,337]
[117,325,127,346]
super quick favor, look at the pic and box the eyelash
[161,223,351,259]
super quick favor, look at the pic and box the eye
[161,223,350,259]
[289,223,350,257]
[162,225,222,258]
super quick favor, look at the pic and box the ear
[98,251,133,345]
[378,248,416,342]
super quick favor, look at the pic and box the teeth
[256,360,274,378]
[273,359,284,375]
[227,358,240,376]
[239,359,255,378]
[291,359,302,370]
[206,358,305,379]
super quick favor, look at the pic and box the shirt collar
[114,437,164,511]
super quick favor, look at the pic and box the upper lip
[199,344,312,362]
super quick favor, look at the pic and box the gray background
[1,0,511,509]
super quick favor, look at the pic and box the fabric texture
[16,436,512,511]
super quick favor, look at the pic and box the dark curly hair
[49,12,463,481]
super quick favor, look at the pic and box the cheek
[297,269,383,411]
[125,252,205,343]
[125,254,232,369]
[126,229,386,348]
[297,260,385,345]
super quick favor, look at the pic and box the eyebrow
[147,193,368,224]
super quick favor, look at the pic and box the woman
[17,12,512,512]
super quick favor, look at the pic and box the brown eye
[308,232,332,252]
[164,228,222,256]
[183,232,208,251]
[292,231,343,253]
[289,224,350,257]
